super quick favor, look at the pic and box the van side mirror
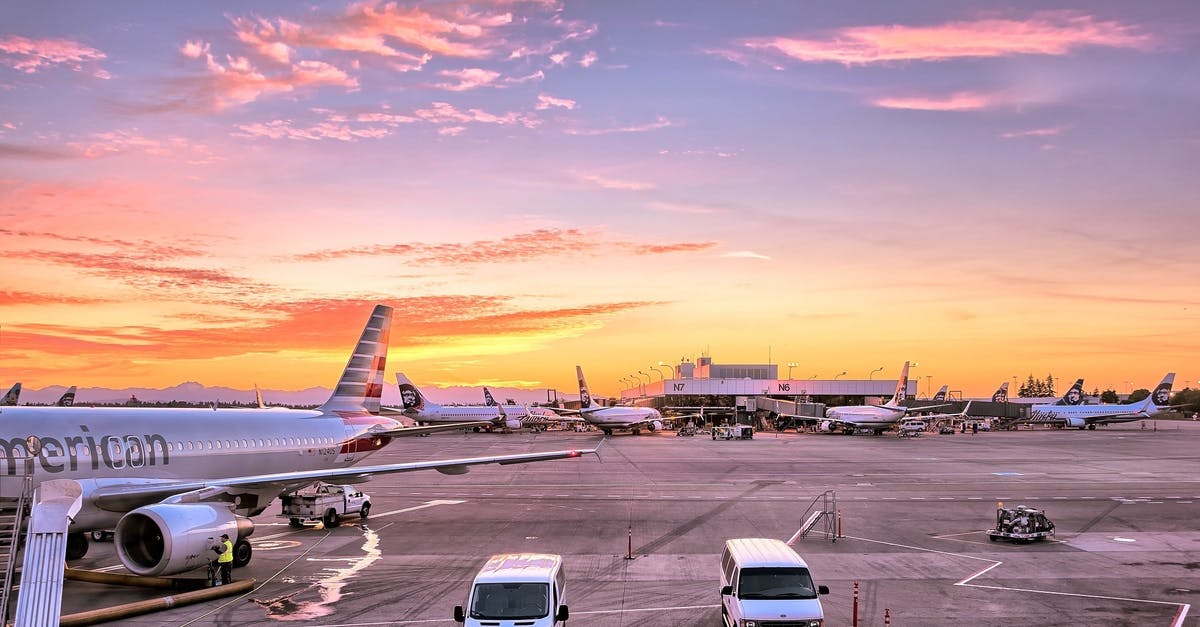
[721,585,733,596]
[453,606,464,622]
[818,585,829,595]
[556,605,569,621]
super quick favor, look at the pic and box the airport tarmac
[60,420,1199,626]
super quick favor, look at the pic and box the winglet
[318,305,392,414]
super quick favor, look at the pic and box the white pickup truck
[281,483,371,528]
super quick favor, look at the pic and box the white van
[720,538,829,627]
[454,553,568,626]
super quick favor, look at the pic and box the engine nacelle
[648,420,663,432]
[114,503,253,576]
[1063,416,1086,429]
[505,418,523,430]
[819,420,836,432]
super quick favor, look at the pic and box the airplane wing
[91,446,599,512]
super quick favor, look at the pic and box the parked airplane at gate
[0,305,594,576]
[821,362,955,435]
[483,388,574,432]
[1026,374,1175,429]
[1,382,20,406]
[553,366,662,435]
[390,373,515,431]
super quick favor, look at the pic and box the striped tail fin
[318,305,392,414]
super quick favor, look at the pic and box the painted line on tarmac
[845,534,1190,625]
[571,603,721,617]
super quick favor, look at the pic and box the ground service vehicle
[898,420,926,437]
[721,538,828,627]
[454,553,568,627]
[677,425,698,436]
[281,483,371,528]
[987,505,1055,543]
[712,425,753,440]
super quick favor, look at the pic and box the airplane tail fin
[885,362,910,407]
[395,372,429,412]
[483,387,498,406]
[1060,379,1085,405]
[1,382,20,406]
[56,385,76,407]
[317,305,392,414]
[932,385,947,402]
[1148,373,1175,409]
[991,382,1009,403]
[576,365,594,409]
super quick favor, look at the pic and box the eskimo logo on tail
[57,386,76,407]
[1,383,20,406]
[991,382,1009,403]
[1151,373,1175,407]
[576,366,592,408]
[891,362,910,404]
[1062,379,1084,406]
[483,388,497,406]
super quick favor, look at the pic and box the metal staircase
[12,479,82,627]
[0,459,33,626]
[788,490,839,543]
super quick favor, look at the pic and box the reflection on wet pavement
[255,525,382,621]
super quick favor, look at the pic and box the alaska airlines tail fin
[1148,373,1175,408]
[1059,378,1085,406]
[56,385,76,407]
[317,304,392,414]
[991,382,1009,403]
[931,385,948,402]
[575,365,595,409]
[884,362,910,407]
[483,387,498,406]
[395,372,431,412]
[1,382,20,406]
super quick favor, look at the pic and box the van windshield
[738,567,817,600]
[470,582,550,620]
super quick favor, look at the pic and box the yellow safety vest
[217,539,234,563]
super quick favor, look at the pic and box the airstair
[12,479,82,627]
[0,458,33,626]
[788,490,838,543]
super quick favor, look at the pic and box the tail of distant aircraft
[317,304,392,414]
[576,365,594,409]
[991,382,1009,403]
[883,362,910,407]
[254,384,266,409]
[1,383,20,406]
[1148,373,1175,409]
[483,387,498,406]
[1059,378,1085,406]
[931,385,947,402]
[56,385,76,407]
[395,372,430,412]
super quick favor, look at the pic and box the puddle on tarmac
[255,526,382,621]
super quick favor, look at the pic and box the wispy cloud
[871,91,998,111]
[576,173,655,191]
[0,35,108,76]
[1001,126,1066,139]
[646,201,725,214]
[413,101,538,129]
[564,116,672,136]
[434,67,501,91]
[535,93,576,110]
[722,250,771,260]
[736,11,1151,66]
[180,44,359,109]
[633,242,718,254]
[235,118,392,141]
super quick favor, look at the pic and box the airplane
[483,388,575,432]
[1026,373,1175,430]
[56,385,76,407]
[820,362,954,435]
[389,372,516,432]
[1,382,20,406]
[553,366,662,435]
[0,304,595,575]
[990,381,1010,403]
[931,385,948,402]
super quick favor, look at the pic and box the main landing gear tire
[66,532,89,560]
[602,428,613,436]
[360,502,371,519]
[324,508,341,528]
[233,538,253,568]
[631,429,641,436]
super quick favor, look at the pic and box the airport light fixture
[833,371,847,381]
[787,362,798,380]
[925,375,933,397]
[869,366,883,380]
[649,365,667,381]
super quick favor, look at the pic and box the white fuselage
[1027,402,1151,426]
[824,404,906,429]
[407,404,502,424]
[581,406,661,430]
[0,405,397,527]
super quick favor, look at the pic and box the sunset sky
[2,1,1198,399]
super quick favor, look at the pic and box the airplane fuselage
[824,405,907,429]
[407,405,501,424]
[581,406,661,430]
[1027,403,1150,426]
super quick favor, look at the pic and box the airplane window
[215,441,222,449]
[225,440,231,449]
[241,439,248,448]
[206,441,212,450]
[167,442,174,452]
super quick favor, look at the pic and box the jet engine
[1063,417,1087,429]
[114,503,254,576]
[505,418,523,430]
[819,420,836,432]
[648,420,663,432]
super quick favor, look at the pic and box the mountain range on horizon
[3,381,568,407]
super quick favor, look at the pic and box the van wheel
[359,502,371,519]
[323,508,341,528]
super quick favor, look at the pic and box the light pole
[833,371,847,380]
[639,370,656,394]
[925,375,933,398]
[658,360,674,380]
[649,365,666,381]
[869,366,883,380]
[633,372,648,395]
[787,362,798,380]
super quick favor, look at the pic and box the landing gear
[232,538,253,568]
[66,532,89,560]
[1087,424,1097,430]
[89,529,112,542]
[631,429,641,436]
[601,428,613,436]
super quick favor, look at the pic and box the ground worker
[216,533,234,585]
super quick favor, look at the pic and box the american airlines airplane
[1026,374,1175,430]
[556,366,662,435]
[821,362,954,435]
[1,382,20,406]
[0,305,594,575]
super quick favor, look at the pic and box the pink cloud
[741,11,1152,66]
[185,51,358,108]
[535,93,576,110]
[871,91,997,111]
[579,51,598,67]
[0,35,107,74]
[1001,126,1065,139]
[413,101,537,128]
[576,173,655,191]
[434,67,501,91]
[234,119,392,141]
[564,115,672,136]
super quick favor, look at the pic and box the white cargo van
[454,553,568,626]
[720,538,829,627]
